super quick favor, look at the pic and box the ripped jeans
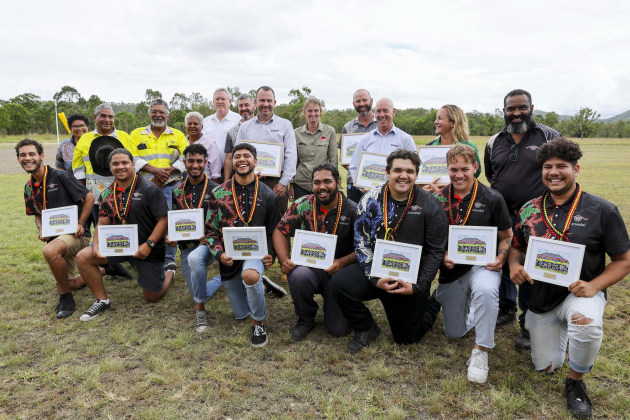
[525,291,605,374]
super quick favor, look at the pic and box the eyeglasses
[510,144,518,162]
[71,124,87,129]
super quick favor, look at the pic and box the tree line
[1,85,629,139]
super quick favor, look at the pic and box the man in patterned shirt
[273,163,356,342]
[508,138,630,418]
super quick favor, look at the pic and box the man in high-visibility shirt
[129,98,189,276]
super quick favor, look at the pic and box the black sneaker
[262,275,287,298]
[515,328,531,349]
[79,300,110,322]
[104,262,133,279]
[165,262,177,272]
[566,378,592,418]
[496,306,517,327]
[290,320,314,342]
[195,310,209,333]
[55,293,75,319]
[347,323,381,354]
[251,324,268,347]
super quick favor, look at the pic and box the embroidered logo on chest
[526,145,540,151]
[573,214,588,222]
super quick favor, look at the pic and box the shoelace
[468,351,488,369]
[254,325,265,336]
[196,312,208,325]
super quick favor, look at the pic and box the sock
[98,299,110,305]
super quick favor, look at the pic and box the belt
[179,241,200,250]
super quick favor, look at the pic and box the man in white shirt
[202,88,241,173]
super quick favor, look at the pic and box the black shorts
[108,256,165,292]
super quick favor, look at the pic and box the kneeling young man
[17,139,95,318]
[205,143,281,347]
[330,149,448,353]
[273,163,356,341]
[433,144,513,383]
[508,138,630,418]
[76,148,173,320]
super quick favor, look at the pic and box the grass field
[1,138,629,419]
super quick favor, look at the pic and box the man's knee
[242,269,261,285]
[569,311,602,341]
[75,247,93,267]
[42,242,63,262]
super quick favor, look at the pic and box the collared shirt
[512,186,630,313]
[426,137,482,178]
[202,110,241,166]
[224,121,243,154]
[293,122,338,191]
[355,184,448,295]
[99,174,168,262]
[187,134,222,180]
[236,114,298,187]
[55,137,76,173]
[484,123,560,212]
[72,129,132,203]
[434,181,512,283]
[172,175,218,245]
[348,124,416,183]
[129,125,188,183]
[276,193,357,259]
[340,116,378,185]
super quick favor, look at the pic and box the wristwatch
[146,240,155,248]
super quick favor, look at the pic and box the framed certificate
[223,226,268,260]
[370,239,422,284]
[168,208,204,241]
[448,225,497,266]
[98,224,139,257]
[354,151,388,189]
[291,229,338,269]
[41,205,78,238]
[416,145,453,184]
[524,236,585,287]
[339,133,364,165]
[241,140,283,177]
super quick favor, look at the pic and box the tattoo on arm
[507,247,525,265]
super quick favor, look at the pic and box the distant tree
[571,107,600,139]
[115,111,136,133]
[189,92,212,116]
[85,94,103,118]
[170,92,190,111]
[2,103,30,134]
[144,89,163,105]
[134,102,150,128]
[10,93,41,111]
[543,111,559,128]
[274,86,312,127]
[53,86,82,104]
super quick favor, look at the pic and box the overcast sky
[2,1,628,117]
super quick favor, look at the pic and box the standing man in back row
[203,88,241,177]
[484,89,561,349]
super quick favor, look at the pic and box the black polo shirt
[512,187,630,313]
[435,181,512,283]
[484,124,560,213]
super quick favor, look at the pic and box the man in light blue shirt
[348,98,416,194]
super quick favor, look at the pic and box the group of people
[16,86,630,419]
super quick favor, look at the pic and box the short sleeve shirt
[172,175,218,244]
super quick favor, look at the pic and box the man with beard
[273,163,356,342]
[484,89,561,349]
[223,93,256,179]
[205,143,282,347]
[202,88,241,173]
[508,138,630,418]
[130,99,189,278]
[17,139,95,318]
[76,148,173,321]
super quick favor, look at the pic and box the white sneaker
[467,348,489,383]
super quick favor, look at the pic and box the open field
[0,139,629,418]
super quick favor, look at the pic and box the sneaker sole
[251,336,269,348]
[80,314,102,322]
[262,275,287,297]
[196,325,209,333]
[56,310,75,319]
[467,374,488,384]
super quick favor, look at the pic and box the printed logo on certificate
[168,208,204,241]
[448,225,498,266]
[370,239,422,284]
[223,226,268,260]
[339,133,364,166]
[98,224,139,257]
[354,151,388,189]
[291,229,338,269]
[416,145,453,184]
[240,140,283,177]
[524,236,585,287]
[40,205,78,238]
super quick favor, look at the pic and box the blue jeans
[162,183,177,267]
[221,259,266,321]
[180,245,222,304]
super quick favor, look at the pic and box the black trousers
[330,263,429,344]
[292,183,311,201]
[261,177,288,214]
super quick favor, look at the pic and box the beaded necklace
[542,184,582,242]
[382,184,415,241]
[182,174,208,209]
[313,192,342,235]
[36,165,49,212]
[232,175,259,226]
[113,174,138,224]
[448,178,478,225]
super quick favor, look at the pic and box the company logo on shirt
[573,214,588,222]
[474,202,486,209]
[133,192,143,200]
[526,145,540,151]
[47,182,58,190]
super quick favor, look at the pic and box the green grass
[0,140,629,418]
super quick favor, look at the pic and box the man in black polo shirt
[76,148,173,321]
[433,144,513,383]
[508,138,630,418]
[330,149,448,353]
[484,89,561,349]
[17,139,95,319]
[273,163,356,342]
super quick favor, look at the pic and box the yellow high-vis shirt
[129,126,188,178]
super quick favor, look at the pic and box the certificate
[98,224,139,257]
[448,225,497,266]
[370,239,422,284]
[339,133,364,165]
[168,208,204,241]
[291,229,338,269]
[354,151,388,189]
[240,140,283,177]
[524,236,586,287]
[416,145,453,184]
[40,205,78,238]
[223,226,268,260]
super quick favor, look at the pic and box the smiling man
[508,138,630,418]
[331,149,448,353]
[202,88,241,171]
[223,93,256,180]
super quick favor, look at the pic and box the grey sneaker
[347,323,381,354]
[80,300,110,321]
[195,310,209,332]
[251,324,268,347]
